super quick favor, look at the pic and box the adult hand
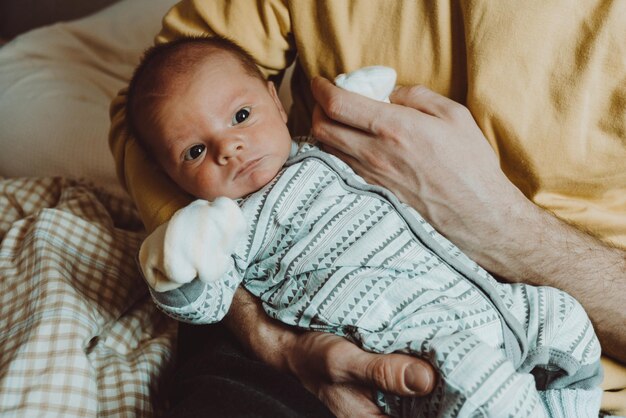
[310,77,626,365]
[284,332,435,417]
[225,288,435,418]
[310,77,528,263]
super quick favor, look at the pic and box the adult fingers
[317,383,389,418]
[312,103,376,159]
[342,350,436,397]
[390,85,468,120]
[311,76,411,136]
[317,142,378,183]
[290,332,435,397]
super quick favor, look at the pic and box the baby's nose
[216,138,245,165]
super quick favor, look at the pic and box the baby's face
[146,52,292,200]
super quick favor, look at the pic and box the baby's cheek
[191,176,220,201]
[250,165,280,191]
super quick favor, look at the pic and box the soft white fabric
[334,66,397,102]
[139,198,247,292]
[0,0,177,197]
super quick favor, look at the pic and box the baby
[126,36,602,417]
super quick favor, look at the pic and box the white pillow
[0,0,178,197]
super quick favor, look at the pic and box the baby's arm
[149,270,243,324]
[139,198,247,323]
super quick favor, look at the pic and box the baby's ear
[267,81,288,123]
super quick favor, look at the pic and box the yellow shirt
[109,0,625,246]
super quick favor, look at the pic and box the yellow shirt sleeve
[108,0,295,232]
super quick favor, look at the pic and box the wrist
[435,185,534,279]
[223,288,297,373]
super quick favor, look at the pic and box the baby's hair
[126,35,266,151]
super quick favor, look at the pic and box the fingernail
[405,364,432,396]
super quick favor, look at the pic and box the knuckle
[325,95,346,120]
[369,114,396,139]
[378,124,401,145]
[368,357,392,389]
[310,121,325,140]
[445,101,471,120]
[406,85,430,98]
[369,117,384,137]
[406,85,427,96]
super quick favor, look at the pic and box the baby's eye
[232,107,251,125]
[183,144,206,161]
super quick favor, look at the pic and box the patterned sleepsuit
[151,142,603,417]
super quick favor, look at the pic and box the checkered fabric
[0,177,177,417]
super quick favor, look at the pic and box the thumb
[348,351,436,397]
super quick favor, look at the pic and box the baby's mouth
[234,156,265,179]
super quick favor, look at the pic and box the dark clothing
[168,323,334,418]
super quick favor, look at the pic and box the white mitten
[334,66,397,102]
[138,198,247,292]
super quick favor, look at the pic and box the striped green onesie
[151,142,602,417]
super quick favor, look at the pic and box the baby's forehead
[167,52,246,92]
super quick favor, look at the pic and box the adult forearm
[469,194,626,362]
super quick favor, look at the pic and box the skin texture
[138,52,292,201]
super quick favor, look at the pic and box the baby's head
[127,36,292,200]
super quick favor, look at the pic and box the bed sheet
[0,176,177,417]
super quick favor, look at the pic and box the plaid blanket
[0,177,176,417]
